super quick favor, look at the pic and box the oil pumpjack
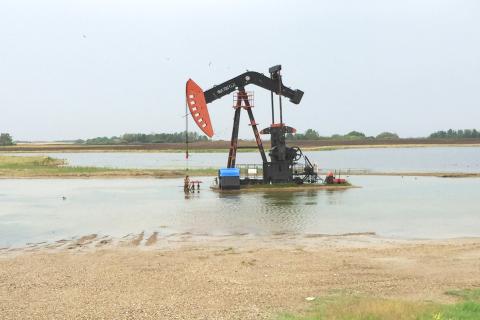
[186,65,320,188]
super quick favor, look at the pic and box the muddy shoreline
[1,233,479,319]
[2,139,480,153]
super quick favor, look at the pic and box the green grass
[279,289,480,320]
[0,155,217,178]
[440,301,480,320]
[0,155,66,168]
[445,289,480,302]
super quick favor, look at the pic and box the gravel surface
[1,234,479,319]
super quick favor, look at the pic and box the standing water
[1,175,479,247]
[3,146,480,172]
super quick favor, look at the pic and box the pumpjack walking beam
[186,67,303,138]
[203,70,303,105]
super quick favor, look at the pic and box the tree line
[429,129,480,139]
[2,129,480,146]
[82,132,209,145]
[286,129,399,141]
[287,128,480,141]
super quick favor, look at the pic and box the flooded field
[1,175,479,247]
[3,146,480,172]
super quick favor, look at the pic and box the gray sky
[1,0,479,141]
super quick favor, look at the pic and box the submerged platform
[210,182,355,193]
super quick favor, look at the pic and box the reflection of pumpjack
[186,65,319,184]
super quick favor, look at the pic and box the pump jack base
[210,182,356,193]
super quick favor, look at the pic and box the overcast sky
[1,0,479,141]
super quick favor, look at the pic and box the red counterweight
[186,79,214,138]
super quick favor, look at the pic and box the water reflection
[0,176,480,247]
[261,191,298,206]
[302,190,320,206]
[324,189,348,205]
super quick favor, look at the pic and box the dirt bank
[2,139,480,153]
[1,234,479,319]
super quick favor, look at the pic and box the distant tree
[346,131,365,137]
[287,130,372,141]
[286,129,324,140]
[0,133,14,146]
[376,132,399,139]
[344,131,366,139]
[429,129,480,139]
[122,133,147,143]
[429,130,447,138]
[330,134,343,140]
[85,137,113,145]
[304,129,320,140]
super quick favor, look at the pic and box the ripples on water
[1,175,480,247]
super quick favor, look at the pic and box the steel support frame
[227,88,267,168]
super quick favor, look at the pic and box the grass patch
[0,155,65,168]
[445,289,480,302]
[0,155,217,178]
[279,290,480,320]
